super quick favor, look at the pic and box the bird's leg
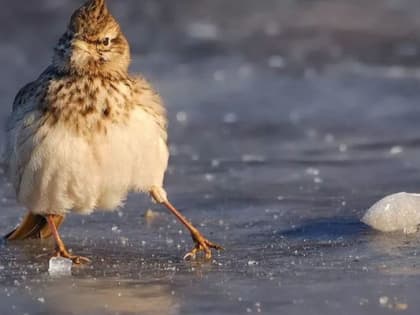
[45,214,91,265]
[150,187,223,260]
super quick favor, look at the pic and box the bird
[3,0,222,264]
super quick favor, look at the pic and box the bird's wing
[132,75,168,142]
[12,81,37,112]
[4,68,53,192]
[12,66,54,112]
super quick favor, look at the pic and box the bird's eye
[102,37,110,46]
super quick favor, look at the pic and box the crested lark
[4,0,222,263]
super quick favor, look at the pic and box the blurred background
[3,0,420,79]
[1,1,420,315]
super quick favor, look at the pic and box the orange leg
[46,214,91,264]
[150,187,223,260]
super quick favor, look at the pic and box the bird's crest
[69,0,116,35]
[83,0,109,19]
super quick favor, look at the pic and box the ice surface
[3,1,420,315]
[362,193,420,234]
[48,257,73,276]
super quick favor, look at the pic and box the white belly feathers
[12,107,168,215]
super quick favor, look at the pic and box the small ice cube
[362,192,420,233]
[48,257,72,276]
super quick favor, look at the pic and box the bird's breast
[43,76,135,136]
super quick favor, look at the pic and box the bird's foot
[183,231,223,261]
[54,248,91,265]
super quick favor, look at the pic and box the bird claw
[54,250,91,265]
[183,250,197,261]
[183,232,224,261]
[71,256,91,265]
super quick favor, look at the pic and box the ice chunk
[48,257,73,276]
[362,192,420,234]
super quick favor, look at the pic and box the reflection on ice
[38,279,179,315]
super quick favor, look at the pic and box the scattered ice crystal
[268,55,285,69]
[238,64,253,78]
[389,146,403,155]
[305,167,320,176]
[362,192,420,233]
[223,113,238,124]
[379,296,389,306]
[264,21,280,36]
[176,111,188,123]
[111,225,121,233]
[48,257,72,276]
[213,70,225,81]
[339,144,348,152]
[324,133,335,143]
[241,154,266,163]
[186,22,219,40]
[204,173,215,181]
[314,177,323,184]
[211,159,220,168]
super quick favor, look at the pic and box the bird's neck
[56,66,128,80]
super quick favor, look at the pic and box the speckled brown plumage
[4,0,222,264]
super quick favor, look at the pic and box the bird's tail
[4,212,64,240]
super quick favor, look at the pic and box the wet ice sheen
[3,1,420,314]
[48,257,73,276]
[362,192,420,233]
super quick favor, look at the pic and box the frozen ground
[1,0,420,314]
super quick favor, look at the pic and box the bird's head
[53,0,130,76]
